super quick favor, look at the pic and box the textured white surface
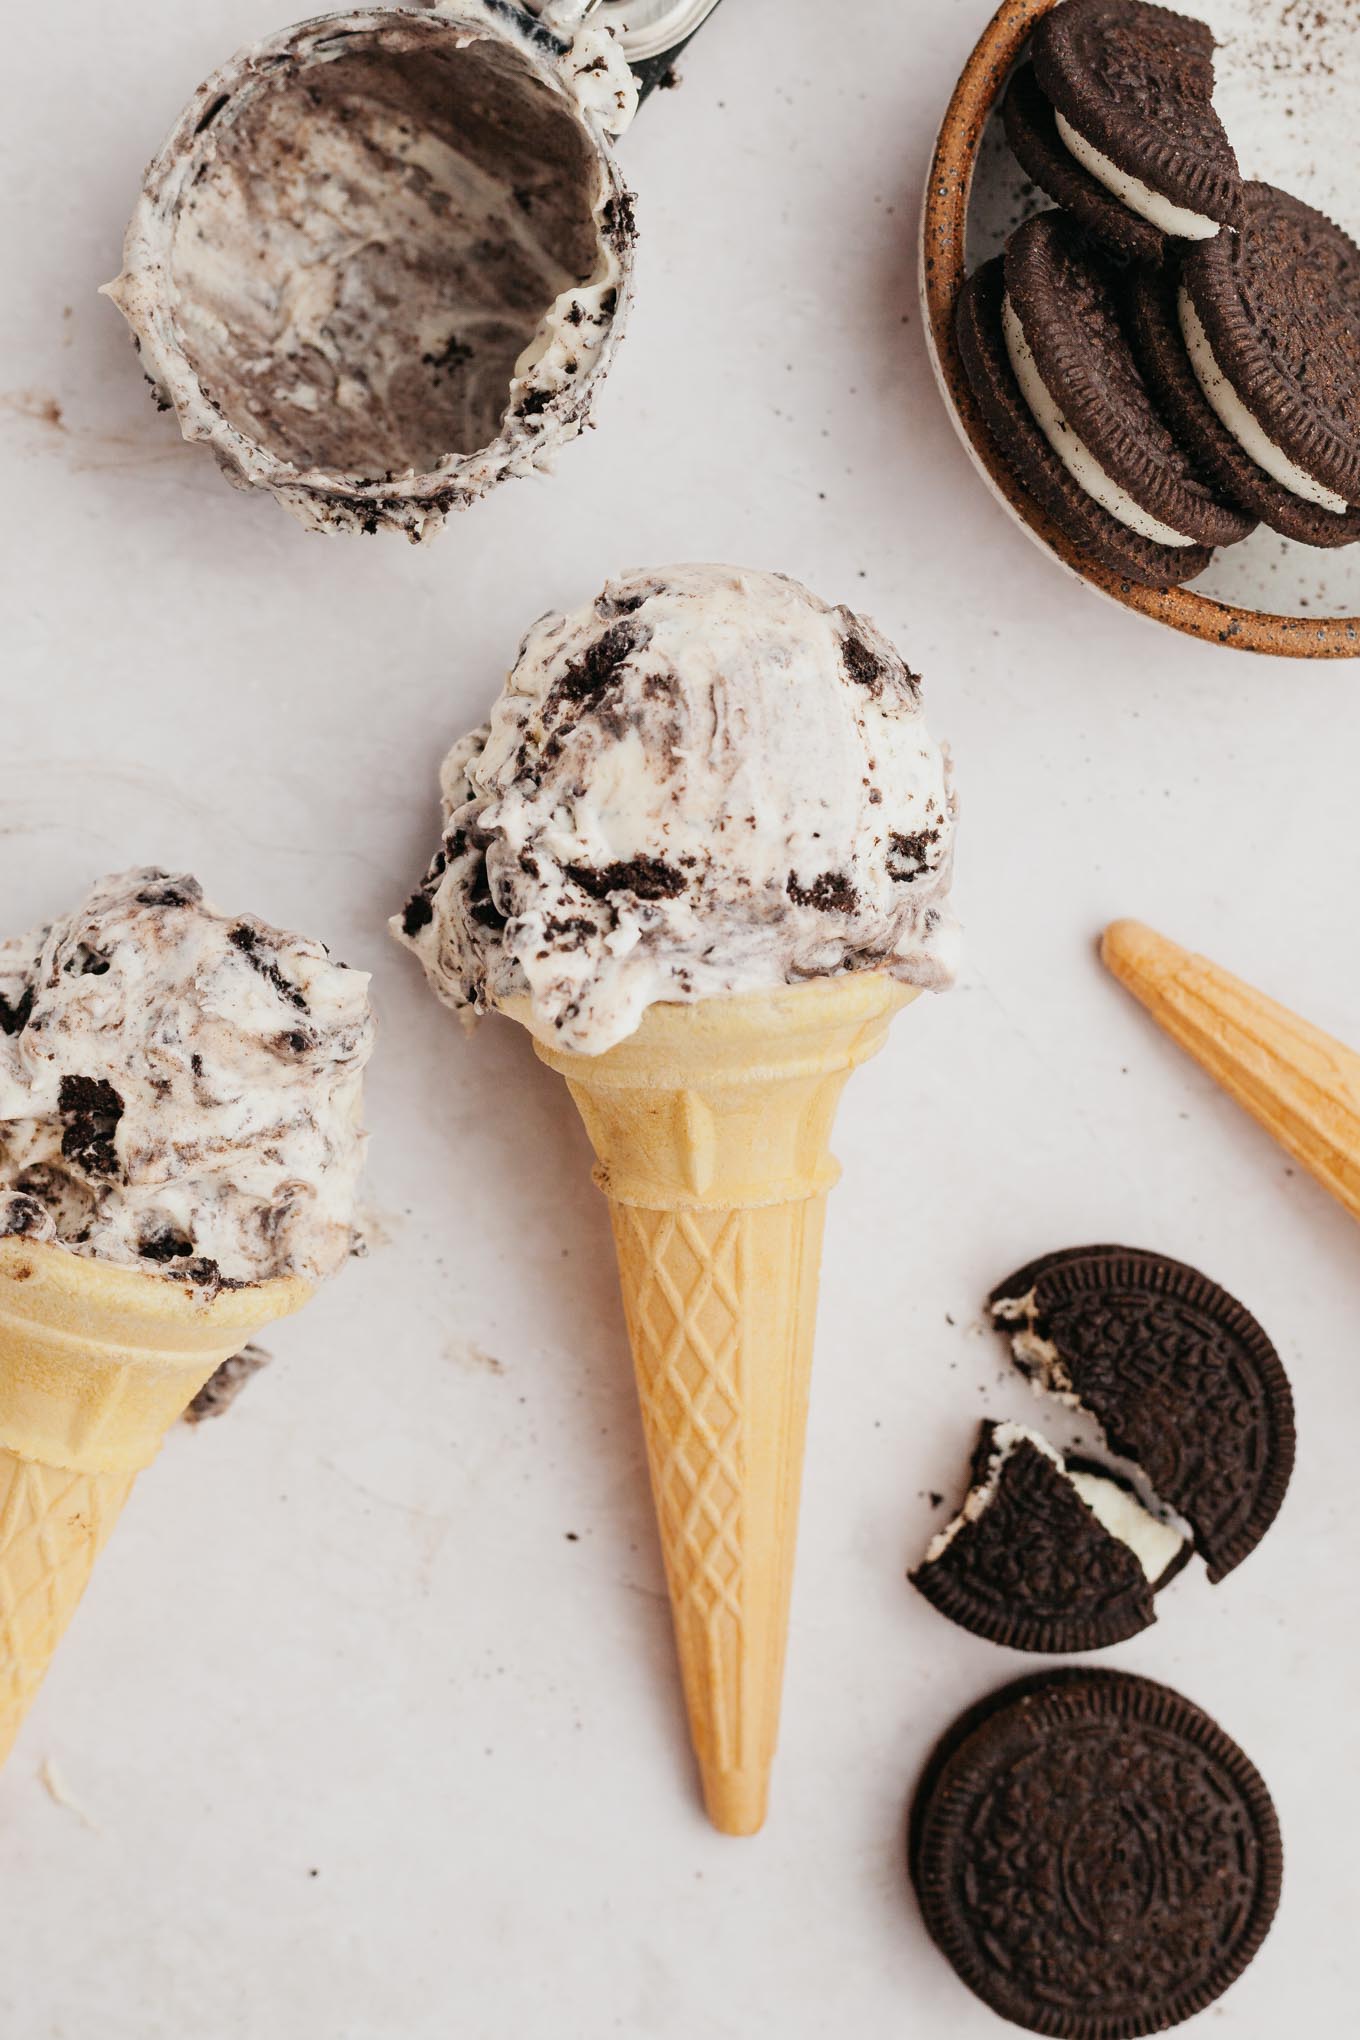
[0,2,1357,2036]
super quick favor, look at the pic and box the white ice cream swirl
[0,871,374,1290]
[395,564,959,1054]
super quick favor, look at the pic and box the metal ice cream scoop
[529,0,725,93]
[103,1,727,540]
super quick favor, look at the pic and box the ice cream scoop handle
[516,1,727,99]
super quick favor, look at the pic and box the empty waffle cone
[1102,920,1360,1224]
[508,973,917,1834]
[0,1239,309,1769]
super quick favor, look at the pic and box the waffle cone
[509,974,917,1834]
[1103,920,1360,1224]
[0,1239,309,1768]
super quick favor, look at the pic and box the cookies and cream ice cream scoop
[395,562,959,1055]
[0,871,374,1772]
[395,565,958,1833]
[0,869,373,1288]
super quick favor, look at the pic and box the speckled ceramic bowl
[920,0,1360,657]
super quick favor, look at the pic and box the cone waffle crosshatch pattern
[0,1241,310,1767]
[514,975,918,1833]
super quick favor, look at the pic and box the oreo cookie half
[989,1245,1295,1582]
[1003,62,1166,269]
[910,1420,1189,1654]
[1032,0,1242,240]
[1180,182,1360,515]
[1127,260,1360,546]
[1005,210,1254,550]
[955,256,1214,588]
[911,1669,1283,2038]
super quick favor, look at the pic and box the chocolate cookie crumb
[787,871,858,913]
[541,915,600,944]
[134,877,204,909]
[401,893,435,937]
[842,629,887,689]
[229,924,308,1011]
[138,1226,196,1263]
[600,191,637,251]
[58,1075,124,1176]
[888,828,940,879]
[0,986,34,1036]
[184,1344,272,1423]
[422,334,474,380]
[566,857,686,902]
[554,620,649,703]
[0,1194,49,1238]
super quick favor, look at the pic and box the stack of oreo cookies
[959,0,1360,588]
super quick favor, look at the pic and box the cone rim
[0,1236,312,1333]
[500,971,920,1072]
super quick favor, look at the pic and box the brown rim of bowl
[920,0,1360,659]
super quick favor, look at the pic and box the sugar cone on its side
[508,973,917,1835]
[0,1238,309,1768]
[1102,920,1360,1225]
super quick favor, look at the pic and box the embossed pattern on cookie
[911,1669,1283,2038]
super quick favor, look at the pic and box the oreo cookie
[1003,62,1166,269]
[956,256,1214,588]
[910,1421,1188,1654]
[990,1246,1295,1582]
[910,1670,1283,2037]
[1127,259,1360,546]
[1179,182,1360,516]
[1005,210,1254,550]
[1032,0,1243,240]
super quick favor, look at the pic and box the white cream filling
[1178,286,1350,513]
[922,1423,1186,1584]
[1067,1470,1185,1584]
[1002,294,1197,546]
[1054,110,1220,240]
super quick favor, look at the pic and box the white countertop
[1,3,1356,2034]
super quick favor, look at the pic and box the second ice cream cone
[511,973,916,1834]
[0,1240,309,1767]
[1102,920,1360,1224]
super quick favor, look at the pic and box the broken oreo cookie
[911,1420,1188,1654]
[1032,0,1243,241]
[910,1669,1282,2037]
[990,1245,1295,1581]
